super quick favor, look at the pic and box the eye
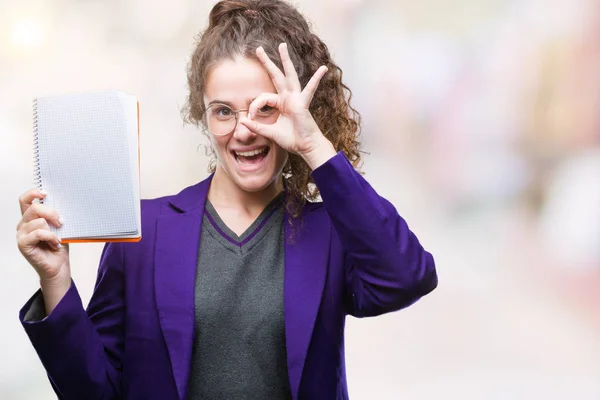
[257,105,275,115]
[215,106,233,117]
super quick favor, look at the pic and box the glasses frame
[202,102,250,137]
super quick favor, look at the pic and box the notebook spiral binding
[33,98,44,202]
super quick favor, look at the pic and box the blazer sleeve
[19,242,125,399]
[311,151,438,318]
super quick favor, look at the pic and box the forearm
[40,269,72,317]
[21,282,122,399]
[20,243,125,399]
[300,135,337,170]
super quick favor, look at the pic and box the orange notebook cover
[33,90,142,243]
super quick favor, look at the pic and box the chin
[233,174,278,192]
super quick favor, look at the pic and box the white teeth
[235,147,267,157]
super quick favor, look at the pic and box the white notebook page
[35,90,140,240]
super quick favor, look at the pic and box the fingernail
[40,190,47,195]
[58,217,64,225]
[248,112,253,120]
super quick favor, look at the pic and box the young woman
[16,1,437,399]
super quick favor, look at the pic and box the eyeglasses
[202,102,280,136]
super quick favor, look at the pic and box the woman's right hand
[17,189,71,312]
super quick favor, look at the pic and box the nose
[232,111,257,142]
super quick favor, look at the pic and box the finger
[248,93,280,120]
[19,189,47,215]
[20,203,62,228]
[279,43,301,92]
[17,229,61,253]
[17,217,51,239]
[256,46,287,92]
[239,118,278,142]
[302,66,328,106]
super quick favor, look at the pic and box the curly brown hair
[182,0,362,220]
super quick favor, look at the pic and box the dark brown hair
[182,0,362,220]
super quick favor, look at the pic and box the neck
[207,166,283,217]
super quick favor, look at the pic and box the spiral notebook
[33,90,141,243]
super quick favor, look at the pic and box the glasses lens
[205,104,236,136]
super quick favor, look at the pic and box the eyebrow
[207,98,257,108]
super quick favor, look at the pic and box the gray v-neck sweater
[188,193,292,400]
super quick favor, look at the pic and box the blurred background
[1,0,599,398]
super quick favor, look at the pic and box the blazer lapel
[284,206,330,400]
[154,177,328,400]
[154,176,212,400]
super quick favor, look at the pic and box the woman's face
[203,55,288,193]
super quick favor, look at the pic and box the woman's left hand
[240,42,337,169]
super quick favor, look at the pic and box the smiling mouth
[232,146,270,166]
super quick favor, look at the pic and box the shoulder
[114,194,176,256]
[136,194,177,234]
[123,179,209,249]
[140,176,211,220]
[140,193,176,220]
